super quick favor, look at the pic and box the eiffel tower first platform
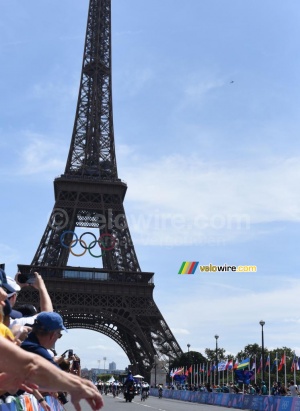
[17,0,182,377]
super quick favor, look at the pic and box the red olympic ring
[99,233,117,251]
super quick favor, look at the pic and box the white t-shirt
[289,385,298,397]
[9,314,38,328]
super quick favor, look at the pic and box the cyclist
[158,384,163,398]
[141,381,149,401]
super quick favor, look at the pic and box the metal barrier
[150,388,300,410]
[0,394,64,411]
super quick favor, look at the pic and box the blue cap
[0,269,15,294]
[11,309,23,319]
[3,299,23,319]
[35,311,67,332]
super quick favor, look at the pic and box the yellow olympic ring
[69,239,87,257]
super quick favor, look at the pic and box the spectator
[0,300,15,341]
[271,382,278,395]
[279,383,287,396]
[261,381,268,395]
[0,336,103,410]
[21,311,67,366]
[289,380,298,397]
[9,272,53,339]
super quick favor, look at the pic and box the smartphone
[17,273,36,285]
[68,349,74,358]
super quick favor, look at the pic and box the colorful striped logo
[178,262,199,274]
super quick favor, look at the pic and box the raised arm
[15,272,53,312]
[0,337,103,411]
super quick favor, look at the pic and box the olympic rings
[69,239,87,257]
[60,230,116,258]
[99,233,117,251]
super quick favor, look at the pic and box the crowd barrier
[0,394,65,411]
[150,388,300,411]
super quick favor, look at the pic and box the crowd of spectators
[166,380,299,396]
[0,267,104,410]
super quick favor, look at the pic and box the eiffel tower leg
[17,0,183,378]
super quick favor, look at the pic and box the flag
[251,359,256,371]
[265,355,270,371]
[226,359,233,370]
[271,358,277,373]
[237,358,250,370]
[235,369,254,384]
[257,356,262,374]
[218,361,227,372]
[233,359,239,370]
[173,367,184,376]
[278,353,285,372]
[170,368,174,377]
[291,354,299,372]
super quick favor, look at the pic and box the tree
[205,347,226,361]
[236,343,263,361]
[171,351,206,369]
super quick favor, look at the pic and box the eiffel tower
[17,0,182,377]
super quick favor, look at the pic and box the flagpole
[208,361,210,385]
[213,362,216,386]
[254,355,256,384]
[276,352,278,382]
[226,361,228,384]
[208,361,210,384]
[294,352,296,384]
[268,352,271,395]
[284,351,287,387]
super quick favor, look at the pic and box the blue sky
[1,0,300,371]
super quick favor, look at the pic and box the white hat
[7,277,21,295]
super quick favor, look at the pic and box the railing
[150,388,300,410]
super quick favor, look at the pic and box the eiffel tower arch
[17,0,182,378]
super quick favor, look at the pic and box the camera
[17,273,36,285]
[57,392,68,405]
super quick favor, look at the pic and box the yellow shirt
[0,323,15,340]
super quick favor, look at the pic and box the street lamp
[259,320,265,383]
[187,344,191,387]
[215,335,219,386]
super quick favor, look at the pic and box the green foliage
[97,374,113,382]
[171,351,206,369]
[205,347,226,361]
[236,343,262,361]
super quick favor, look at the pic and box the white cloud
[165,276,300,355]
[119,152,300,245]
[171,328,190,335]
[18,134,66,176]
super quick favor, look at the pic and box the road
[65,392,233,411]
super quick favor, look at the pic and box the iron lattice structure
[17,0,182,377]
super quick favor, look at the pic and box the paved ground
[65,392,233,411]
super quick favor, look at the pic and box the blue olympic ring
[60,231,117,258]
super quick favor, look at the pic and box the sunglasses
[55,330,63,339]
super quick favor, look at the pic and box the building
[109,361,116,371]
